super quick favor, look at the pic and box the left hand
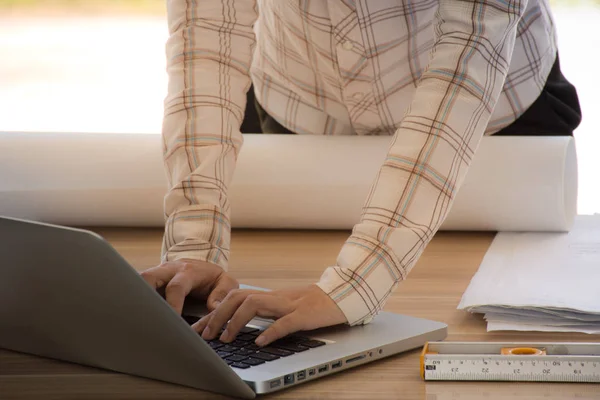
[192,284,347,347]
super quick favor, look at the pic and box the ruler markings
[421,342,600,382]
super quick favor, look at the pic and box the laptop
[0,216,447,399]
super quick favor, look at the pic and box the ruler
[420,341,600,383]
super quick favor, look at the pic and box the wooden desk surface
[2,229,599,399]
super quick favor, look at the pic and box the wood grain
[2,228,599,399]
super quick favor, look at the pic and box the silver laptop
[0,216,447,398]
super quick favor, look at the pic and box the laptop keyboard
[183,315,326,369]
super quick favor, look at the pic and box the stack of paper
[458,215,600,334]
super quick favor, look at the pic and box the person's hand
[193,284,347,347]
[140,259,239,314]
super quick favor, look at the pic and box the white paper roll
[0,132,577,231]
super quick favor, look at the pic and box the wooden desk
[2,229,599,399]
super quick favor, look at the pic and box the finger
[206,275,239,311]
[139,262,180,289]
[256,313,303,347]
[164,272,194,315]
[220,294,293,342]
[192,312,213,334]
[203,290,255,340]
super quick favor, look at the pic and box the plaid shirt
[161,0,557,325]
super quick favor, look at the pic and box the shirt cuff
[161,205,231,270]
[316,233,406,326]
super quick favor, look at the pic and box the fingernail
[202,327,211,339]
[220,329,229,342]
[213,300,221,308]
[255,336,267,346]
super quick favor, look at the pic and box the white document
[458,215,600,334]
[487,321,600,335]
[483,312,600,326]
[475,306,600,322]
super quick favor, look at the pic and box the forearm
[161,0,258,268]
[318,0,529,325]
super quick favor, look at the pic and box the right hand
[140,259,239,315]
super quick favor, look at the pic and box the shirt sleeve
[161,0,258,269]
[316,0,530,325]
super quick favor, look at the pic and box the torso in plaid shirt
[161,0,557,325]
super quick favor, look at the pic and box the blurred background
[1,0,599,214]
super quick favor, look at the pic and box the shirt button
[351,92,364,101]
[342,40,353,51]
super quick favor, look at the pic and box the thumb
[206,275,238,311]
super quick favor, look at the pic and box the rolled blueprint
[0,132,577,231]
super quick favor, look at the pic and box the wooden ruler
[420,341,600,383]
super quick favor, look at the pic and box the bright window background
[1,0,598,213]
